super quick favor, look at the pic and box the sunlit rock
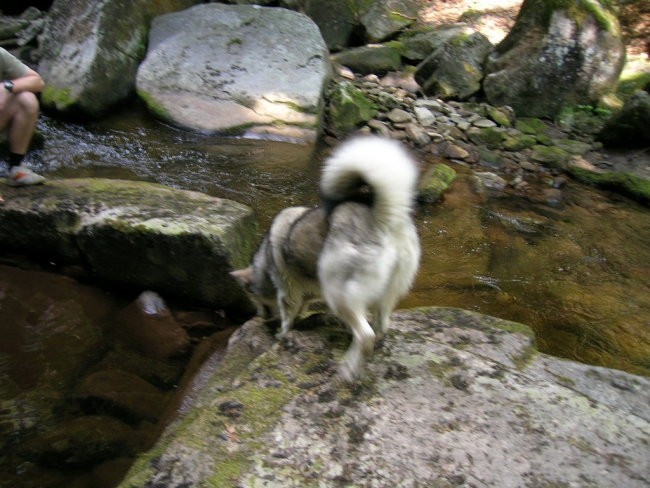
[38,0,199,116]
[136,4,331,143]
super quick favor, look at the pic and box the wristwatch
[3,80,14,93]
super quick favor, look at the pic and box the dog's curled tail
[320,136,419,224]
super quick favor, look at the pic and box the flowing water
[19,105,650,375]
[1,105,649,486]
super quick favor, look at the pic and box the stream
[1,104,649,487]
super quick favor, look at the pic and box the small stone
[387,108,413,123]
[473,118,497,128]
[445,143,470,160]
[334,64,355,80]
[474,171,507,191]
[405,123,432,146]
[414,106,436,126]
[520,160,538,172]
[415,98,443,111]
[367,119,391,137]
[455,120,472,131]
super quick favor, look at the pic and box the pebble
[387,108,413,123]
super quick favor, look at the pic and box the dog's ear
[230,267,253,286]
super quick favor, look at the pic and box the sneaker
[7,165,46,187]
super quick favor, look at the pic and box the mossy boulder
[466,126,507,149]
[418,163,457,203]
[502,133,537,151]
[568,166,650,206]
[327,81,378,134]
[515,117,549,136]
[331,43,403,75]
[483,0,625,118]
[0,179,257,310]
[118,308,650,487]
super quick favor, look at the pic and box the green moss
[617,71,650,98]
[42,86,76,111]
[544,0,618,33]
[568,167,650,206]
[471,127,507,149]
[515,117,548,136]
[137,89,171,120]
[531,145,572,169]
[503,133,537,151]
[418,163,457,204]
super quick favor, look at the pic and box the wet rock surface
[0,266,236,488]
[119,309,650,487]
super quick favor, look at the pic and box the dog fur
[231,136,421,381]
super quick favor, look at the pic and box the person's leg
[6,91,40,158]
[0,91,45,186]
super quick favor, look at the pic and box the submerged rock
[119,308,650,487]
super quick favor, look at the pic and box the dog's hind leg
[336,307,376,382]
[371,298,397,341]
[276,290,303,338]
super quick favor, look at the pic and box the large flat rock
[0,179,257,309]
[119,307,650,487]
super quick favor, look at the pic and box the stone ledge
[0,178,257,309]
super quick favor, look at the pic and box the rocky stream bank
[0,1,648,486]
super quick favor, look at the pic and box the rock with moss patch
[38,0,198,116]
[327,81,378,134]
[531,145,572,169]
[418,163,457,203]
[483,0,625,118]
[415,30,493,99]
[568,166,650,205]
[118,308,650,488]
[0,179,257,309]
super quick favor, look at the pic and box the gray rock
[303,0,358,50]
[415,30,493,99]
[483,5,625,118]
[118,308,650,487]
[331,43,402,75]
[38,0,199,116]
[0,179,257,309]
[136,4,331,142]
[360,0,419,42]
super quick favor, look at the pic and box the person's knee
[16,91,40,117]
